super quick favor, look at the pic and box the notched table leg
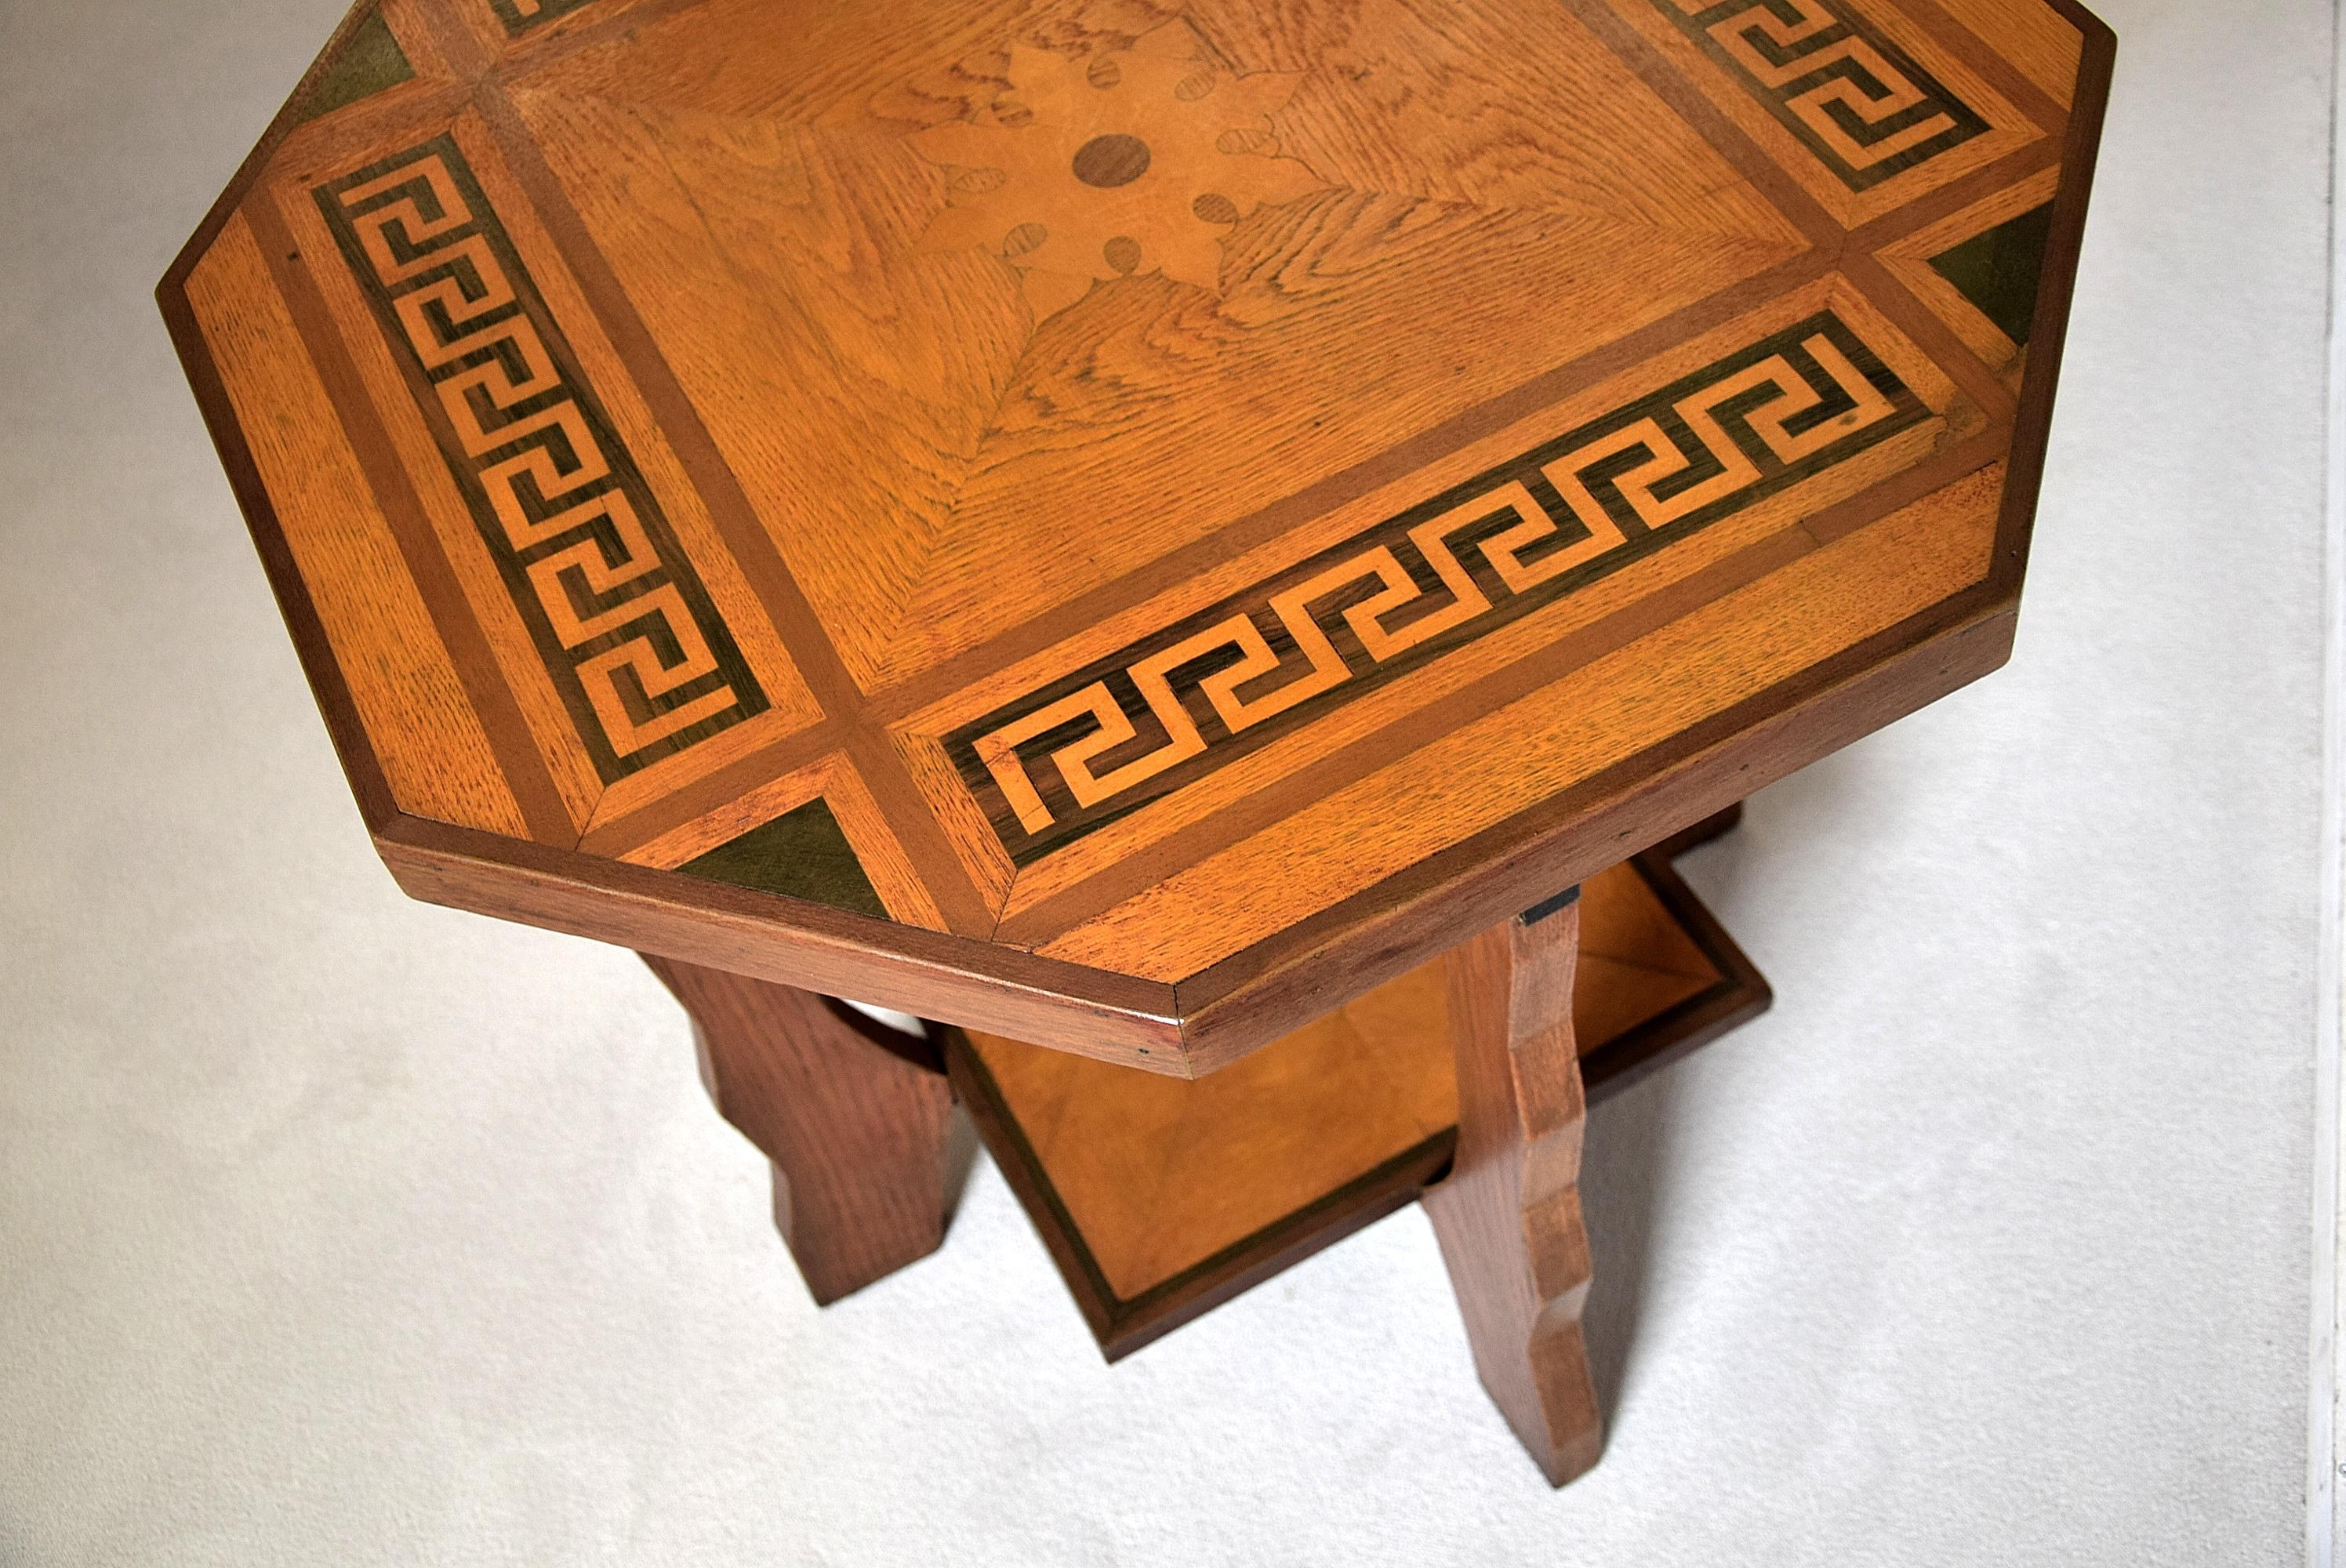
[1422,891,1603,1486]
[641,955,968,1305]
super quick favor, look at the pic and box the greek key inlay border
[1658,0,1991,190]
[950,312,1930,863]
[316,136,767,782]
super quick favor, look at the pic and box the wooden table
[162,0,2112,1485]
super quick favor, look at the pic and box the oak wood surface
[641,954,968,1303]
[162,0,2113,1074]
[1421,894,1603,1485]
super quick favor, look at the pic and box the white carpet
[0,0,2330,1562]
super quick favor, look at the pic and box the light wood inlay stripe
[246,187,579,844]
[190,211,528,839]
[470,79,999,931]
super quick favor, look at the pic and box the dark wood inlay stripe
[247,189,579,844]
[1652,0,1991,191]
[995,425,2002,949]
[471,85,999,931]
[1896,0,2071,134]
[866,247,1832,728]
[957,312,1928,866]
[1566,0,1846,249]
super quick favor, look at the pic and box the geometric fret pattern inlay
[147,0,2123,1488]
[166,0,2112,1065]
[1659,0,1989,188]
[315,136,766,782]
[950,313,1930,864]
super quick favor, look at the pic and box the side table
[161,0,2112,1483]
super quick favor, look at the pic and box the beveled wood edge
[160,233,401,841]
[161,272,2014,1080]
[946,841,1772,1362]
[371,590,2003,1080]
[1648,799,1744,861]
[157,0,423,833]
[1171,599,2018,1071]
[155,2,2111,1083]
[1980,0,2114,607]
[150,15,1193,1073]
[376,813,1186,1063]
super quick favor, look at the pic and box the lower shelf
[947,833,1771,1360]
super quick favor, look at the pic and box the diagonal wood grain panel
[314,132,770,782]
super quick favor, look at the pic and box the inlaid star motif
[910,22,1327,321]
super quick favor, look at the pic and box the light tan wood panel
[964,855,1726,1299]
[187,210,528,838]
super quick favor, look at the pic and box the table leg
[1421,891,1603,1486]
[641,955,965,1305]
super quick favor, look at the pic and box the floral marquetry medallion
[910,23,1326,321]
[164,0,2112,1073]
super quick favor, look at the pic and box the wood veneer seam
[1578,854,1774,1102]
[842,725,1002,936]
[467,78,1000,933]
[154,2,490,841]
[159,263,401,833]
[857,247,1837,727]
[575,717,848,851]
[1094,1133,1455,1358]
[1143,24,2119,1056]
[995,427,2004,950]
[411,0,493,77]
[159,0,2112,1081]
[1562,0,1848,255]
[490,0,712,85]
[1893,0,2072,136]
[984,513,1819,946]
[376,810,1189,1050]
[1843,249,2019,430]
[1799,430,2007,544]
[1842,135,2065,257]
[959,848,1767,1358]
[466,85,858,718]
[270,80,475,172]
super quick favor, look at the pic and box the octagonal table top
[161,0,2112,1076]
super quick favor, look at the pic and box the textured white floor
[0,0,2333,1562]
